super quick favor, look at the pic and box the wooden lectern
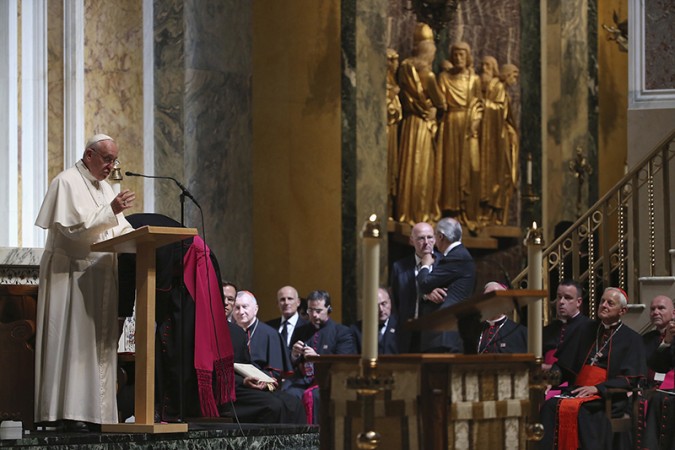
[92,225,197,433]
[312,289,548,450]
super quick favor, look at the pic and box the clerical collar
[559,311,581,324]
[601,320,621,330]
[487,315,507,326]
[76,160,100,188]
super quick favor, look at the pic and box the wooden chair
[605,387,641,448]
[0,285,38,430]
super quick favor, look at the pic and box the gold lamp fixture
[408,0,463,36]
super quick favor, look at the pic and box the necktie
[415,263,422,318]
[281,320,289,346]
[378,323,385,343]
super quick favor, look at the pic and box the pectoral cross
[589,351,602,365]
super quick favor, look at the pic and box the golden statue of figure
[386,48,403,220]
[480,61,520,225]
[436,42,483,231]
[396,23,446,225]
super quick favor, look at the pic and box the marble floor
[0,422,319,450]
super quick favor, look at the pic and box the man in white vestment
[34,134,136,432]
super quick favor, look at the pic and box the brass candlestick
[346,359,394,449]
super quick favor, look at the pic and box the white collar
[283,312,299,327]
[444,241,462,256]
[487,315,507,326]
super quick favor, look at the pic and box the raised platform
[0,422,319,450]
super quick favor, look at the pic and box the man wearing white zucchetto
[34,134,136,432]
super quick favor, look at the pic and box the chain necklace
[589,322,623,365]
[477,319,506,354]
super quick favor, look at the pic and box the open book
[233,363,277,391]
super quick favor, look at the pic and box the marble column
[154,0,252,286]
[342,0,389,324]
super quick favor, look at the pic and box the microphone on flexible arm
[125,171,201,209]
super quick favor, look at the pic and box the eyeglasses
[89,147,120,166]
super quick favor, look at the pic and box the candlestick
[525,222,544,358]
[361,214,381,363]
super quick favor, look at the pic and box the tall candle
[527,153,533,185]
[526,221,543,358]
[361,214,381,362]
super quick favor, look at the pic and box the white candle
[526,221,543,358]
[362,214,380,362]
[527,153,533,185]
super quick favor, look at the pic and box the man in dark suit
[266,285,308,351]
[283,289,357,423]
[350,287,399,355]
[416,217,476,353]
[390,222,446,353]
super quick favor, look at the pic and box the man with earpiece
[282,290,357,423]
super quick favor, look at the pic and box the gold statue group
[387,23,520,233]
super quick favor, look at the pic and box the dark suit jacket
[286,319,357,389]
[415,243,476,352]
[349,315,399,355]
[290,319,356,357]
[390,250,442,353]
[266,314,308,350]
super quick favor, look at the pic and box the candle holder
[521,183,540,205]
[346,359,395,449]
[524,221,544,247]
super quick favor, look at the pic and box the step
[629,276,675,334]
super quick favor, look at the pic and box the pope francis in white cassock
[34,134,137,429]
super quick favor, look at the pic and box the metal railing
[514,130,675,319]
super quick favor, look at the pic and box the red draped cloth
[557,365,607,450]
[183,235,236,417]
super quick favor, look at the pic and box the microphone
[125,171,201,209]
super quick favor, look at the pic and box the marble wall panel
[644,0,675,90]
[47,0,64,180]
[153,0,253,288]
[154,0,186,221]
[252,1,342,321]
[0,247,41,284]
[542,0,597,241]
[342,0,389,323]
[84,1,144,211]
